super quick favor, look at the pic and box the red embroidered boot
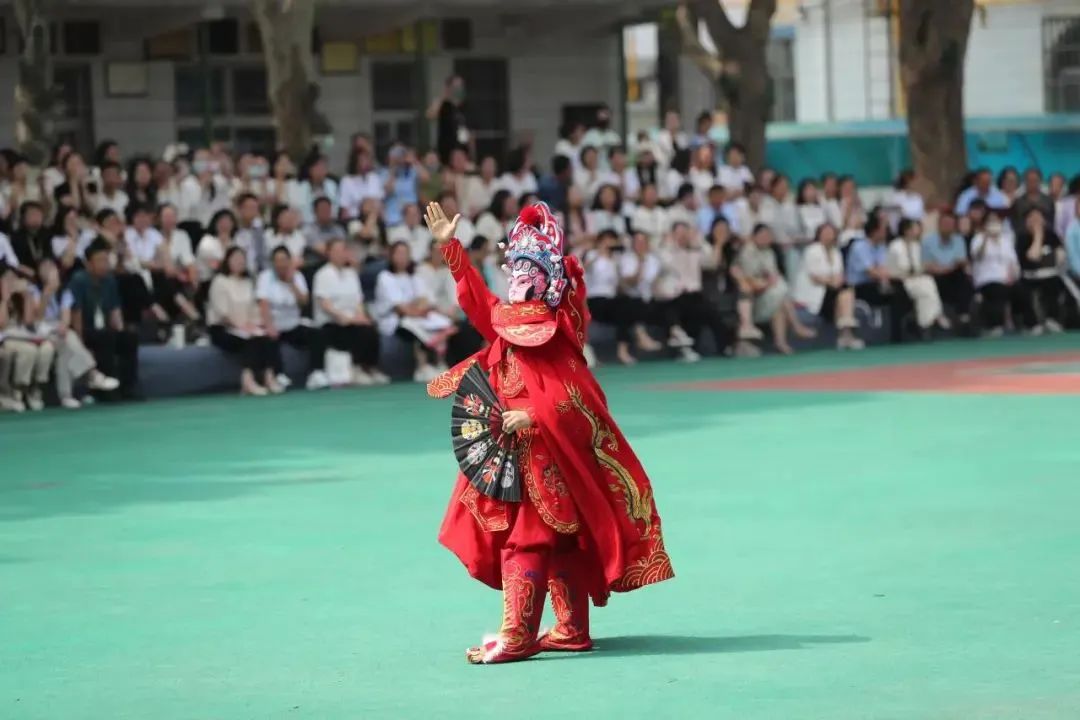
[538,556,593,652]
[466,551,548,664]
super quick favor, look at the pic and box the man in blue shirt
[69,238,140,398]
[847,214,912,343]
[696,185,738,237]
[922,210,973,322]
[381,144,420,227]
[955,168,1009,216]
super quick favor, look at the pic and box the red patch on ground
[666,352,1080,395]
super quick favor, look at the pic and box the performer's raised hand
[425,201,460,247]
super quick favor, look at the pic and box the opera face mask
[508,258,549,304]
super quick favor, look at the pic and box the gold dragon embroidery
[564,383,652,536]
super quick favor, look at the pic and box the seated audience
[416,239,482,366]
[887,219,949,334]
[207,246,282,396]
[256,246,326,390]
[313,238,388,386]
[618,231,666,354]
[846,215,912,344]
[373,241,452,382]
[732,224,814,355]
[792,224,864,350]
[956,168,1009,215]
[586,230,635,365]
[971,215,1037,336]
[922,210,973,323]
[1014,207,1066,333]
[67,238,140,398]
[265,204,307,268]
[0,270,54,411]
[387,202,433,264]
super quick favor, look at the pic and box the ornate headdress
[502,202,567,308]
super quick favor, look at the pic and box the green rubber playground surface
[3,335,1080,719]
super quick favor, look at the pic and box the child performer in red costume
[425,201,674,665]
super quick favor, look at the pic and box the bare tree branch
[676,3,723,80]
[692,0,739,47]
[746,0,778,45]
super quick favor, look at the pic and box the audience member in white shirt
[265,205,307,268]
[716,143,755,197]
[497,147,539,201]
[553,121,587,173]
[416,236,485,365]
[687,145,717,204]
[179,150,232,226]
[970,216,1038,335]
[50,206,95,276]
[888,169,926,227]
[207,247,282,396]
[631,184,669,249]
[654,110,690,169]
[887,219,948,333]
[586,185,629,241]
[462,156,500,219]
[91,162,130,217]
[434,191,476,248]
[792,223,864,350]
[618,231,666,355]
[196,209,238,284]
[387,202,434,264]
[584,230,635,364]
[297,155,340,225]
[257,246,326,390]
[312,237,387,385]
[475,190,518,248]
[373,241,454,382]
[574,146,604,203]
[338,148,385,220]
[597,146,641,208]
[154,203,201,326]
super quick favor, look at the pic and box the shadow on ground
[591,633,871,657]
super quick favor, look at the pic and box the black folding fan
[451,364,521,502]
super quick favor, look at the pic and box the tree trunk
[899,0,975,207]
[251,0,330,162]
[678,0,777,174]
[14,0,55,165]
[723,42,771,173]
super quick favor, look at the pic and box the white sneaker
[678,347,702,363]
[87,372,120,392]
[984,327,1005,339]
[61,397,82,410]
[1026,324,1045,337]
[351,366,374,386]
[413,365,440,383]
[738,325,765,341]
[668,326,694,348]
[306,370,330,390]
[275,373,293,389]
[1045,318,1064,334]
[837,335,866,351]
[368,369,392,385]
[26,388,45,412]
[0,394,26,413]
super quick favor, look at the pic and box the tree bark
[678,0,776,173]
[251,0,331,162]
[899,0,975,207]
[14,0,56,165]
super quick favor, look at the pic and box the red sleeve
[443,238,498,342]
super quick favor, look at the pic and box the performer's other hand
[425,202,460,247]
[502,410,533,434]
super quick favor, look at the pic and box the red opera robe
[430,239,673,607]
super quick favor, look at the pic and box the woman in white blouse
[970,215,1037,335]
[373,241,454,382]
[631,183,668,249]
[888,169,926,224]
[585,230,634,364]
[792,224,864,350]
[887,219,948,333]
[574,146,604,203]
[265,205,307,268]
[462,155,500,219]
[256,246,326,390]
[586,185,628,241]
[207,246,282,396]
[196,209,238,284]
[796,179,828,243]
[155,203,201,327]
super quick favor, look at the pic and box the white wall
[964,0,1079,116]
